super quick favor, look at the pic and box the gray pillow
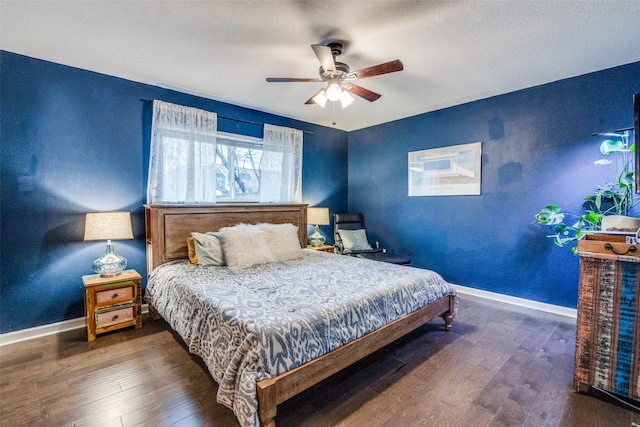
[191,231,226,267]
[337,229,372,252]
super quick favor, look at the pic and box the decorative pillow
[186,237,199,265]
[191,231,226,267]
[257,223,303,262]
[337,229,373,252]
[219,224,276,269]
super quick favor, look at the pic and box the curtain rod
[143,99,314,135]
[218,115,315,135]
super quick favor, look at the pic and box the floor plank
[1,295,639,426]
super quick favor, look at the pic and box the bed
[144,203,458,427]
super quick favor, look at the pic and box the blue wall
[2,50,639,334]
[0,51,348,333]
[348,61,640,308]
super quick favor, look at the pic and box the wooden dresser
[574,234,640,403]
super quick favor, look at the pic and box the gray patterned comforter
[145,250,458,427]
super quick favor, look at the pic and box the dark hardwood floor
[1,295,638,427]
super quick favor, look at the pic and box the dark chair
[333,213,411,265]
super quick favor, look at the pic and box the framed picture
[408,141,482,196]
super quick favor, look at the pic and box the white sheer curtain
[147,100,217,204]
[260,124,303,203]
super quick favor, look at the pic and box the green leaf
[553,236,563,247]
[630,143,635,153]
[600,139,625,155]
[552,223,567,233]
[621,172,634,186]
[584,211,601,224]
[536,207,564,225]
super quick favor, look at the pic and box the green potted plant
[535,131,638,251]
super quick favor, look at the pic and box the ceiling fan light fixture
[325,82,342,102]
[339,90,355,108]
[266,43,402,109]
[312,89,328,108]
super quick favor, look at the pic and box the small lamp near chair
[84,211,134,277]
[307,207,330,247]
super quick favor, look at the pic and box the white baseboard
[0,304,150,347]
[453,285,577,319]
[1,289,576,348]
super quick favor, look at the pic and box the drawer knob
[111,293,119,299]
[112,314,119,321]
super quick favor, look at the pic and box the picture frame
[408,142,482,196]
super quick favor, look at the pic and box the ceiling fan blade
[352,59,403,79]
[266,77,322,82]
[311,44,336,73]
[345,84,382,102]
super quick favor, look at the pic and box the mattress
[145,250,458,426]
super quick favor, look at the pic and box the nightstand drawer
[95,306,134,328]
[96,283,134,306]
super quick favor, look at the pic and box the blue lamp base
[308,225,326,247]
[93,240,127,277]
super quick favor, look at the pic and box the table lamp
[84,211,134,277]
[307,207,330,247]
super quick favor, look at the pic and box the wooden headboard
[144,204,308,275]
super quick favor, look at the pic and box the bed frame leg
[149,304,163,321]
[257,378,277,427]
[442,294,455,331]
[442,312,453,331]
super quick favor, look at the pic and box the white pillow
[191,232,226,267]
[219,223,276,269]
[257,223,303,262]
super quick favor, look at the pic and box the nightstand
[306,244,335,253]
[83,269,142,341]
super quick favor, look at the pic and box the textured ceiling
[2,1,640,131]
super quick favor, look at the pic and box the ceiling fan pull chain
[332,102,337,126]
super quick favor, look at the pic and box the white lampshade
[84,212,133,277]
[84,212,133,241]
[340,90,355,108]
[312,90,328,108]
[307,207,330,226]
[312,85,353,109]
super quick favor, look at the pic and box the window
[214,132,263,202]
[147,100,218,204]
[147,101,302,204]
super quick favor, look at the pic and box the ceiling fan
[266,42,403,109]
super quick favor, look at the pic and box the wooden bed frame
[144,203,455,427]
